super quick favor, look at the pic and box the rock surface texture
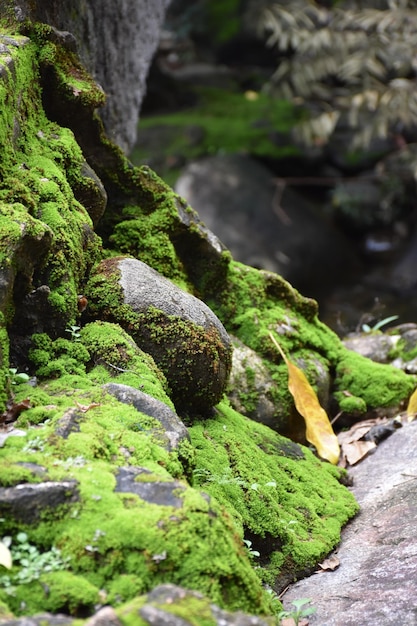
[282,420,417,625]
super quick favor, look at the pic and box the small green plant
[193,467,247,486]
[361,315,399,334]
[0,532,70,594]
[65,325,81,341]
[243,539,260,558]
[277,598,316,625]
[8,368,30,385]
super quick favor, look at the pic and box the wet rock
[103,382,189,450]
[175,154,357,298]
[87,257,232,413]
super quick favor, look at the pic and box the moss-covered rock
[0,32,101,349]
[0,380,270,617]
[85,258,232,413]
[189,402,359,589]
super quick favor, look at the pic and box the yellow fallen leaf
[0,541,12,570]
[406,387,417,421]
[269,332,340,464]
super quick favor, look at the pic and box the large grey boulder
[5,0,171,152]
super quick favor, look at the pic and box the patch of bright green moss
[333,350,415,412]
[109,207,191,291]
[1,571,100,617]
[189,401,359,585]
[0,460,43,487]
[28,321,175,411]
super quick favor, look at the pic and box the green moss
[107,574,146,606]
[0,369,274,616]
[189,402,359,584]
[109,212,190,291]
[80,321,174,408]
[203,261,415,419]
[0,34,102,330]
[334,350,415,411]
[0,313,9,411]
[0,571,100,616]
[158,597,217,626]
[0,460,42,487]
[29,333,90,379]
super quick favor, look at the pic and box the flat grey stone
[282,420,417,625]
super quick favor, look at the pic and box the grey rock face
[103,382,189,450]
[9,0,171,152]
[0,481,79,524]
[118,258,230,347]
[282,421,417,626]
[115,466,186,507]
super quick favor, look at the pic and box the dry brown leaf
[0,398,31,424]
[340,439,376,466]
[337,422,374,445]
[318,554,340,571]
[269,332,340,464]
[75,402,100,413]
